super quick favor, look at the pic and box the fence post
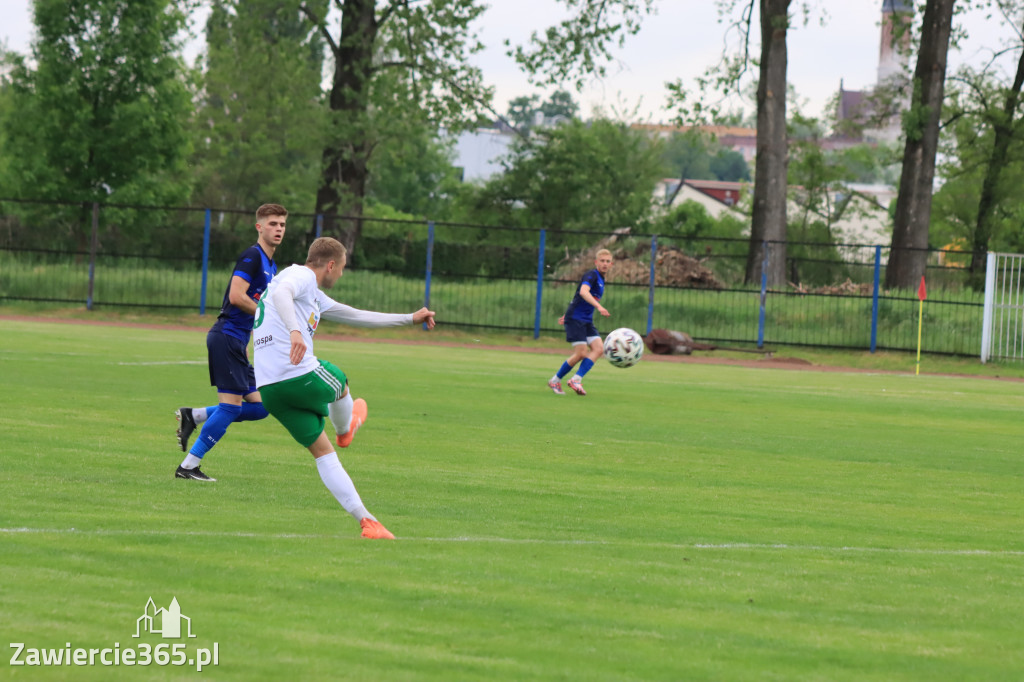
[423,221,434,331]
[316,214,323,238]
[86,202,99,311]
[757,240,768,349]
[534,229,546,340]
[870,245,881,353]
[647,235,657,336]
[200,208,211,315]
[981,251,997,363]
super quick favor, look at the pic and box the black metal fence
[0,199,984,356]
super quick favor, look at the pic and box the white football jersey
[253,264,413,387]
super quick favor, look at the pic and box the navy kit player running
[174,203,288,481]
[548,248,613,396]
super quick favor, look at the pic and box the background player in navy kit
[174,204,288,481]
[548,248,613,396]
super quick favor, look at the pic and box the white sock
[180,454,203,470]
[328,393,354,436]
[193,407,208,423]
[550,375,560,383]
[315,452,374,521]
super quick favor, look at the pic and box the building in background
[835,0,913,144]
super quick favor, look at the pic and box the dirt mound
[554,233,723,289]
[789,278,873,295]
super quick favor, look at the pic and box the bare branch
[299,2,338,56]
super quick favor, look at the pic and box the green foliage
[932,62,1024,254]
[640,200,747,241]
[539,89,580,119]
[191,0,326,216]
[505,90,580,131]
[506,94,540,129]
[469,118,666,247]
[510,0,657,90]
[0,0,192,210]
[367,125,462,219]
[661,128,751,182]
[834,143,902,186]
[307,0,493,229]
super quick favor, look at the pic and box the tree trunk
[314,0,376,254]
[967,20,1024,287]
[745,0,791,286]
[885,0,955,290]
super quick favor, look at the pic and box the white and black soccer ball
[603,327,644,368]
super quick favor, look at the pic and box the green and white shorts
[260,360,348,448]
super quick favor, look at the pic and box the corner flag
[916,275,926,375]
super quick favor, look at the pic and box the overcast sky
[1,1,1019,123]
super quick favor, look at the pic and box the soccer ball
[603,327,644,368]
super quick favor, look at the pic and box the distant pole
[647,235,657,336]
[870,245,881,353]
[86,202,99,311]
[316,214,323,239]
[534,229,546,340]
[199,208,211,315]
[757,241,768,349]
[423,221,434,331]
[915,275,927,375]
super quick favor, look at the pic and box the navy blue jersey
[564,269,605,323]
[215,244,277,342]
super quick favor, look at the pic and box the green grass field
[2,319,1023,681]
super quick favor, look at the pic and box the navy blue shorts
[207,329,256,395]
[564,318,599,344]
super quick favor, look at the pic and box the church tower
[878,0,913,86]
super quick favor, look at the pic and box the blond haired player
[253,237,435,539]
[548,248,613,396]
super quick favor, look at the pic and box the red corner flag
[918,275,927,301]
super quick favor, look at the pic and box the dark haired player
[174,204,287,481]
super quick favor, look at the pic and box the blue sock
[188,402,242,458]
[556,361,574,379]
[237,402,268,421]
[577,358,595,377]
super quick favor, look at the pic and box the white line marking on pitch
[2,528,1022,556]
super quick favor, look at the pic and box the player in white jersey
[253,237,436,539]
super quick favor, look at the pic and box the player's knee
[217,402,243,421]
[237,402,268,422]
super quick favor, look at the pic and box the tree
[1,0,193,250]
[506,95,540,129]
[193,0,327,219]
[366,122,461,218]
[298,0,493,251]
[471,118,666,244]
[539,89,580,120]
[745,0,791,287]
[505,90,580,131]
[513,0,798,286]
[885,0,957,289]
[710,147,753,182]
[966,7,1024,282]
[661,129,751,183]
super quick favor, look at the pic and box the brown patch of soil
[554,235,723,289]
